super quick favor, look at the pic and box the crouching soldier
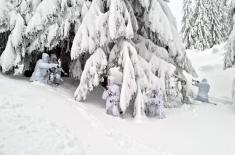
[102,76,121,117]
[30,53,58,83]
[192,78,210,103]
[145,89,166,119]
[48,54,67,85]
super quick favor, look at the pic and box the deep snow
[0,68,235,155]
[186,43,235,103]
[0,43,235,155]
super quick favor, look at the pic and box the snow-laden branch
[0,13,25,72]
[74,48,107,101]
[71,0,135,59]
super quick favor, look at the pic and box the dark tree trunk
[0,31,10,56]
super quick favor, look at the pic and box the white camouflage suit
[48,54,65,85]
[102,83,121,117]
[30,53,58,83]
[144,90,166,119]
[194,79,210,102]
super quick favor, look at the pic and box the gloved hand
[50,64,59,68]
[192,79,199,86]
[108,91,112,97]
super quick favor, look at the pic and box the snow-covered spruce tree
[0,0,87,75]
[0,0,10,55]
[0,0,9,34]
[0,0,43,73]
[221,0,233,38]
[226,0,235,36]
[183,0,228,50]
[207,0,227,45]
[0,0,197,117]
[181,0,195,49]
[190,0,211,50]
[22,0,87,76]
[0,2,27,73]
[71,0,197,116]
[224,3,235,69]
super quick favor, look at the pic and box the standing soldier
[156,89,166,119]
[144,89,166,119]
[102,68,122,117]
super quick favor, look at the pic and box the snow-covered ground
[0,54,235,155]
[187,43,235,103]
[0,43,235,155]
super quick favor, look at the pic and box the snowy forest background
[0,0,234,118]
[0,0,235,155]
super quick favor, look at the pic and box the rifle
[192,79,199,86]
